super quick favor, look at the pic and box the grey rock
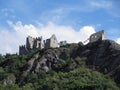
[3,75,16,85]
[43,66,49,72]
[26,58,35,72]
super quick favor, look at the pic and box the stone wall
[26,36,35,50]
[44,39,50,49]
[50,34,58,48]
[33,37,44,49]
[19,34,58,55]
[19,45,28,55]
[44,34,58,49]
[90,30,105,43]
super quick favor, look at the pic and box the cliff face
[77,40,120,69]
[75,40,120,84]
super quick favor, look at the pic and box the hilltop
[0,39,120,90]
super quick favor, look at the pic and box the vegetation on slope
[0,41,120,90]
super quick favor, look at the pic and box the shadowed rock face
[75,40,120,84]
[78,40,120,71]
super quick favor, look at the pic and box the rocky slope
[20,39,120,84]
[75,40,120,84]
[0,39,120,89]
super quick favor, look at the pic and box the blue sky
[0,0,120,54]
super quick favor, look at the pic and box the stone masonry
[19,34,58,55]
[89,30,105,43]
[44,34,58,49]
[19,30,105,55]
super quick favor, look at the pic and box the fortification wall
[19,34,58,55]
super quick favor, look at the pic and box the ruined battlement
[19,45,28,55]
[89,30,105,43]
[19,30,105,55]
[19,34,58,55]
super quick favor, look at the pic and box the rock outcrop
[75,40,120,84]
[3,74,16,85]
[23,48,70,73]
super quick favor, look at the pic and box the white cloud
[90,1,112,8]
[0,21,95,55]
[116,38,120,44]
[0,29,21,55]
[7,20,39,37]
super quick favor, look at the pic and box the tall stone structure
[26,36,35,50]
[89,30,105,43]
[19,34,58,55]
[26,36,44,50]
[44,34,58,49]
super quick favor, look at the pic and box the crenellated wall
[19,34,58,55]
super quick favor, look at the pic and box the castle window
[92,36,94,38]
[95,35,97,38]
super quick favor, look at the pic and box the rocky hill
[76,40,120,84]
[0,39,120,90]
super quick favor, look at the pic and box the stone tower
[33,36,44,49]
[26,36,44,50]
[44,34,58,49]
[19,36,44,55]
[90,30,105,43]
[26,36,35,50]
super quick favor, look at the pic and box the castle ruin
[19,30,105,55]
[44,34,58,49]
[89,30,105,43]
[19,34,58,55]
